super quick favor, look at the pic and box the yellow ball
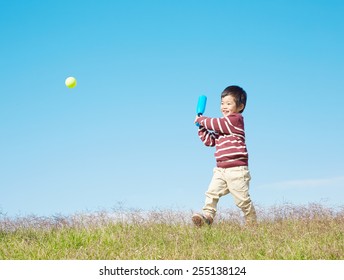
[65,77,77,88]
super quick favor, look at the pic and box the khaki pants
[203,166,257,224]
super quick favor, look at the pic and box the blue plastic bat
[195,95,207,127]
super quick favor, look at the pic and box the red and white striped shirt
[197,113,248,168]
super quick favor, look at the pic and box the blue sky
[1,0,343,217]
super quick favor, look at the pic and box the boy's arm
[196,114,244,135]
[198,126,216,147]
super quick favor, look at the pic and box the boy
[192,85,257,227]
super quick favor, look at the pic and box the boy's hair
[221,85,247,113]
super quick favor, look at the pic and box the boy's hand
[195,115,204,128]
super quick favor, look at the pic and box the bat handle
[195,113,202,127]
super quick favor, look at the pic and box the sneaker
[192,213,213,227]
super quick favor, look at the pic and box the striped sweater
[197,113,248,168]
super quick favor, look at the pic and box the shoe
[192,213,213,227]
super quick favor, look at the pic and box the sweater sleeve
[198,126,217,147]
[196,113,244,135]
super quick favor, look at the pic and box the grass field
[1,203,343,260]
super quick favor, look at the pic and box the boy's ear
[238,104,245,112]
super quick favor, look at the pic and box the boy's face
[221,95,244,117]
